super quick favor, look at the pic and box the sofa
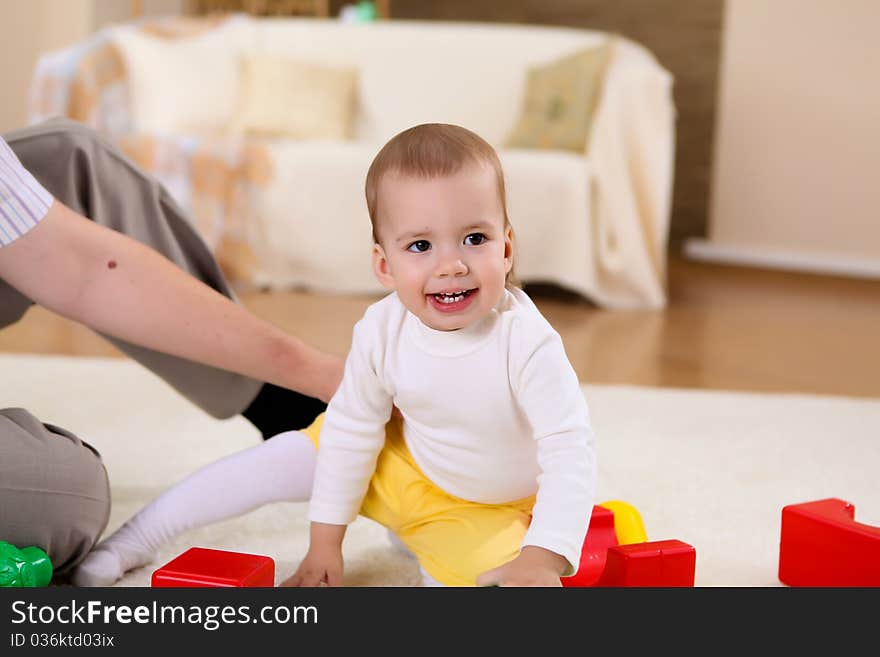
[29,14,675,309]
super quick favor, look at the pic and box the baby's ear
[503,224,514,275]
[372,243,396,289]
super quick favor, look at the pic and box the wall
[93,0,185,29]
[0,0,92,132]
[691,0,880,276]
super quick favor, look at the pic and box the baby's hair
[364,123,518,285]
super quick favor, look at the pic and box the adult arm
[0,200,343,402]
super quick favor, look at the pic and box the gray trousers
[0,119,263,575]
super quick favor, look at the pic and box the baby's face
[372,163,512,331]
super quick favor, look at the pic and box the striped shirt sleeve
[0,136,54,247]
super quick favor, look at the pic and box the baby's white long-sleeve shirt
[308,287,595,573]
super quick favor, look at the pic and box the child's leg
[354,418,531,587]
[396,502,533,587]
[71,430,316,586]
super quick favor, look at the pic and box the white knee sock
[71,430,316,587]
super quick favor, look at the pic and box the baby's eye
[464,233,487,246]
[407,240,431,253]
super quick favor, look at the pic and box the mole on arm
[107,260,117,269]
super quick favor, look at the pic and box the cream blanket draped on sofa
[29,14,675,309]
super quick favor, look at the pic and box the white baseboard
[683,239,880,280]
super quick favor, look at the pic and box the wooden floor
[2,254,878,398]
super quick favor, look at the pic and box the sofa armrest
[586,36,676,309]
[27,15,244,139]
[28,29,134,139]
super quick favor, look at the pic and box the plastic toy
[151,547,275,587]
[778,497,880,587]
[340,0,378,22]
[562,505,620,586]
[0,541,53,587]
[597,540,696,587]
[597,500,648,544]
[562,501,696,587]
[153,502,693,588]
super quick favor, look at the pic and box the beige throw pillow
[505,40,614,152]
[233,53,359,140]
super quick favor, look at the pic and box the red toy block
[596,540,696,587]
[562,505,696,588]
[151,547,275,588]
[562,505,619,587]
[778,498,880,587]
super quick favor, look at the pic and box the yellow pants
[301,413,535,587]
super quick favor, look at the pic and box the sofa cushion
[252,20,606,146]
[110,21,255,135]
[231,52,359,140]
[505,40,613,152]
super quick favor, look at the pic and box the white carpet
[3,353,879,587]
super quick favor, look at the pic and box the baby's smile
[427,287,479,313]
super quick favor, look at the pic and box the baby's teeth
[435,292,464,304]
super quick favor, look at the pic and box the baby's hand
[281,548,344,587]
[475,546,568,587]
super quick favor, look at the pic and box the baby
[73,123,595,587]
[289,123,595,586]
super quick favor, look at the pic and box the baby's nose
[437,254,468,277]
